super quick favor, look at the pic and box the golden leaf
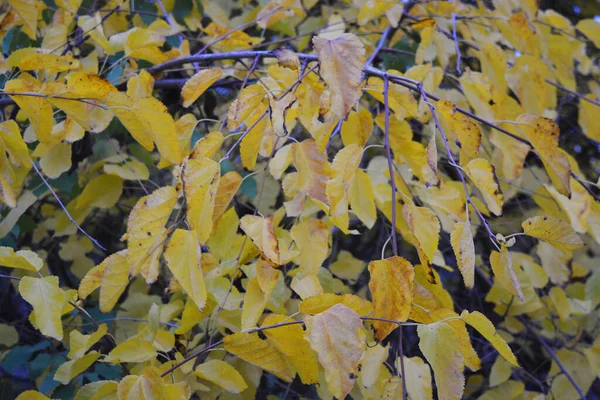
[464,158,504,216]
[164,229,207,310]
[19,276,66,340]
[181,156,220,244]
[181,68,222,108]
[450,219,475,289]
[522,215,584,251]
[192,360,247,393]
[78,250,130,313]
[261,314,319,385]
[125,186,177,282]
[299,293,373,316]
[240,215,280,265]
[223,332,294,382]
[368,256,415,340]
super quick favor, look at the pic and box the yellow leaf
[490,356,513,387]
[0,247,43,271]
[134,97,181,164]
[38,142,71,179]
[104,161,149,181]
[256,257,280,294]
[240,108,270,170]
[15,391,50,400]
[68,324,108,360]
[299,293,373,316]
[312,33,366,120]
[105,92,155,151]
[19,276,65,340]
[190,131,224,160]
[330,251,366,281]
[479,42,508,96]
[290,219,330,277]
[127,70,155,101]
[67,73,118,101]
[175,297,215,335]
[126,186,177,282]
[576,19,600,48]
[261,314,319,385]
[516,114,570,196]
[5,78,53,143]
[18,53,79,73]
[370,75,420,120]
[435,100,481,164]
[117,368,170,399]
[522,215,584,251]
[403,203,440,282]
[7,0,37,39]
[74,380,118,400]
[290,274,323,299]
[490,247,524,302]
[241,277,270,330]
[273,48,301,70]
[341,110,373,147]
[105,336,156,363]
[181,68,222,108]
[181,156,220,244]
[460,311,519,366]
[450,219,475,289]
[227,84,267,130]
[54,351,101,384]
[350,169,377,229]
[240,215,280,265]
[367,256,415,340]
[464,158,503,216]
[327,144,362,217]
[401,356,433,400]
[578,94,600,142]
[292,139,330,207]
[76,174,123,210]
[417,322,465,400]
[164,229,207,310]
[548,286,570,321]
[223,331,294,382]
[269,92,297,138]
[213,171,242,223]
[192,359,247,393]
[78,250,129,313]
[304,303,366,399]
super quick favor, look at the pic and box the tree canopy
[0,0,599,399]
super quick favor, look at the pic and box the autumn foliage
[0,0,600,399]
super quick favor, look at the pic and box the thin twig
[30,161,106,251]
[382,73,406,400]
[545,79,600,107]
[526,324,586,399]
[452,13,462,75]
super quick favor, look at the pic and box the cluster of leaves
[0,0,599,398]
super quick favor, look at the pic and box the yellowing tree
[0,0,599,399]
